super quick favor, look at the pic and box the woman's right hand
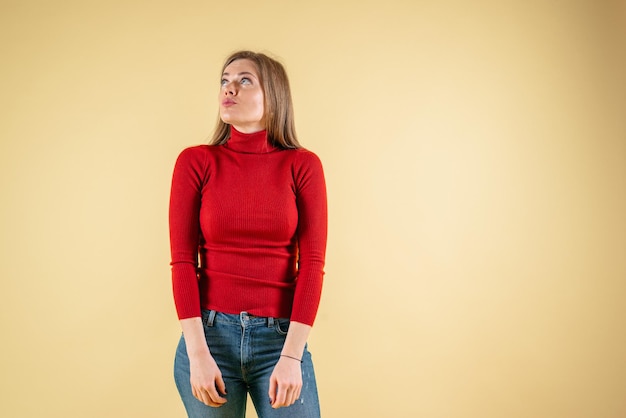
[189,351,227,407]
[180,317,227,407]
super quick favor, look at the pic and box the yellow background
[1,1,625,417]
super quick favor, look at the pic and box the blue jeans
[174,310,321,418]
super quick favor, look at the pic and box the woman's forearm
[180,317,210,357]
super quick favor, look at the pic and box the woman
[169,50,327,418]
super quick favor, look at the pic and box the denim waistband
[202,309,286,328]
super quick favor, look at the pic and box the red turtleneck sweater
[168,127,327,326]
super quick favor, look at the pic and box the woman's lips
[222,99,236,107]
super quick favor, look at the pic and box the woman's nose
[223,82,236,95]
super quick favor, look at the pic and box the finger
[207,391,227,407]
[201,391,214,406]
[287,380,302,405]
[268,376,277,405]
[274,385,287,408]
[294,387,302,404]
[197,387,225,407]
[216,375,227,396]
[284,389,295,407]
[206,386,227,405]
[274,383,295,408]
[195,388,211,406]
[287,388,299,406]
[289,386,301,406]
[283,386,294,407]
[193,381,226,407]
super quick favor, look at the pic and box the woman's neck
[223,126,278,154]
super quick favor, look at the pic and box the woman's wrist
[280,354,302,363]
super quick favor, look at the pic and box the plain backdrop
[1,1,625,417]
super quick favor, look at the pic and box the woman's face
[219,59,265,133]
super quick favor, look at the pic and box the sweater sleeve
[291,150,328,326]
[169,146,208,320]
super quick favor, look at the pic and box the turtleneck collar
[223,126,279,154]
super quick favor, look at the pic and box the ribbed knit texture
[169,127,327,326]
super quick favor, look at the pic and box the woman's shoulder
[285,148,325,182]
[176,144,212,158]
[175,144,222,162]
[289,147,323,167]
[173,145,222,174]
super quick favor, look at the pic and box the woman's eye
[220,79,228,86]
[240,77,251,85]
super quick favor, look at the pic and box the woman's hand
[189,351,227,407]
[180,317,227,407]
[268,356,303,408]
[268,321,311,408]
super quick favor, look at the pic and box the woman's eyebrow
[222,71,257,78]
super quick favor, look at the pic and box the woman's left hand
[268,356,303,408]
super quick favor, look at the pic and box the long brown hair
[210,51,301,149]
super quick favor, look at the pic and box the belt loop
[205,310,216,327]
[267,317,274,328]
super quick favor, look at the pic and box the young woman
[169,50,327,418]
